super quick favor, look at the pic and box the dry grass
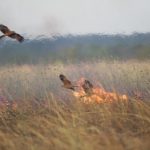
[0,60,150,150]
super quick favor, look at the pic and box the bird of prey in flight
[82,79,93,95]
[0,24,24,42]
[59,74,77,91]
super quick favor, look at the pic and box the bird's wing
[0,24,11,34]
[65,79,72,85]
[0,35,6,39]
[88,81,93,88]
[59,74,75,88]
[9,33,24,42]
[82,80,94,95]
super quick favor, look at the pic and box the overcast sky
[0,0,150,36]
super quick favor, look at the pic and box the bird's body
[0,24,24,42]
[82,80,93,95]
[59,74,76,91]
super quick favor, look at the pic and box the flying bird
[82,79,93,95]
[0,24,24,42]
[59,74,77,91]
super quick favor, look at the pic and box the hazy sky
[0,0,150,36]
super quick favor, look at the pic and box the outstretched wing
[0,24,10,34]
[9,33,24,42]
[0,24,24,42]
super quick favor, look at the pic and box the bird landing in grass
[59,74,78,91]
[82,79,94,96]
[0,24,24,42]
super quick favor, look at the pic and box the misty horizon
[1,0,150,37]
[1,32,149,40]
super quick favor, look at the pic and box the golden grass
[0,60,150,150]
[73,86,128,104]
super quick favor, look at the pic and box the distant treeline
[0,33,150,65]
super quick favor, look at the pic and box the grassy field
[0,60,150,150]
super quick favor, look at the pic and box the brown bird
[82,79,93,95]
[0,24,24,42]
[59,74,76,91]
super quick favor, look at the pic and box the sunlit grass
[0,60,150,150]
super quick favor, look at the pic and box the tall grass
[0,60,150,150]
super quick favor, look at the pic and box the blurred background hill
[0,33,150,65]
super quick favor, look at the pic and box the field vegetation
[0,60,150,150]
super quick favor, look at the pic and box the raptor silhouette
[82,79,93,95]
[59,74,77,91]
[0,24,24,42]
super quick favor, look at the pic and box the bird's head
[59,74,66,81]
